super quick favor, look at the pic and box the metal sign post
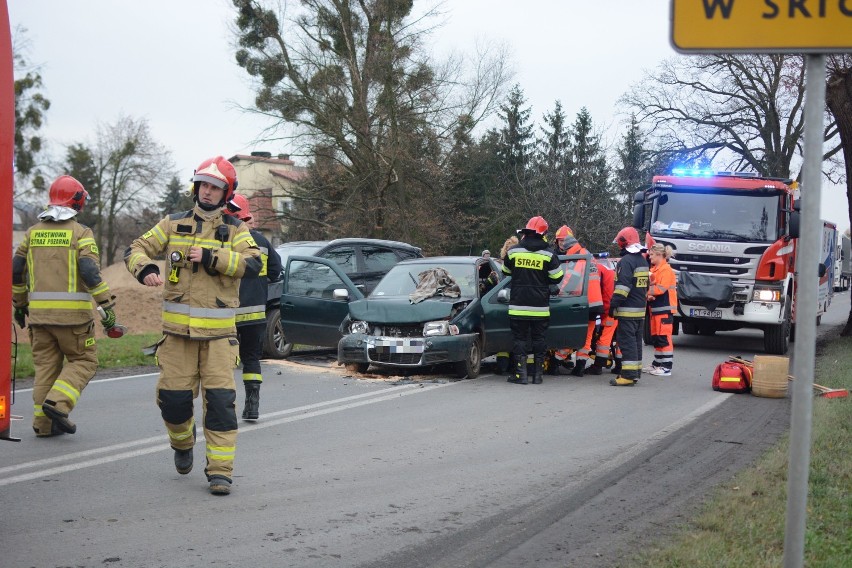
[669,2,851,566]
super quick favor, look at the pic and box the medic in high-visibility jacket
[644,243,677,376]
[586,254,617,376]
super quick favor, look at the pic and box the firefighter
[502,216,564,385]
[586,254,617,376]
[551,226,603,376]
[225,194,282,420]
[12,175,117,437]
[125,156,261,495]
[608,227,650,387]
[644,243,677,376]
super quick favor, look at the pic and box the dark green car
[280,255,591,378]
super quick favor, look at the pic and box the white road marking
[0,381,453,486]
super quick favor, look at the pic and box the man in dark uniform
[225,194,282,420]
[608,227,650,387]
[501,216,564,385]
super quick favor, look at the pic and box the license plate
[690,309,722,319]
[371,337,425,354]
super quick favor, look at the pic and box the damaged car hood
[348,296,470,323]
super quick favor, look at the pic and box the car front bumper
[338,333,476,368]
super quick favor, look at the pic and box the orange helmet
[555,225,573,240]
[48,175,89,212]
[523,215,548,235]
[613,227,641,251]
[192,156,238,203]
[225,193,252,222]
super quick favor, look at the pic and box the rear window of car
[277,243,324,265]
[362,246,403,272]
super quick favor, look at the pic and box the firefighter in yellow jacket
[125,156,261,496]
[12,175,117,437]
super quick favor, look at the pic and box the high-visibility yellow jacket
[125,206,261,340]
[12,218,113,326]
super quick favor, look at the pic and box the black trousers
[615,317,644,380]
[236,323,265,381]
[510,317,549,363]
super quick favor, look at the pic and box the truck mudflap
[676,272,733,311]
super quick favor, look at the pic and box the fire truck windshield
[651,189,780,243]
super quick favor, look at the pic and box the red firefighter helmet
[225,193,253,222]
[192,156,238,202]
[555,225,573,240]
[48,175,89,211]
[522,215,549,235]
[613,226,641,251]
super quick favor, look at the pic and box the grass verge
[11,333,160,380]
[635,334,852,567]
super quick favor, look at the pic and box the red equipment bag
[712,361,753,394]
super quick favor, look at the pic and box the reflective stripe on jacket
[12,219,112,325]
[125,206,261,339]
[502,235,564,318]
[610,251,650,318]
[648,260,677,314]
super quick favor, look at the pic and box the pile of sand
[14,261,165,343]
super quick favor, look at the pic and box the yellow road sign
[671,0,852,53]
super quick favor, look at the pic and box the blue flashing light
[671,167,714,177]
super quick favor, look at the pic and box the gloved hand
[100,306,117,329]
[14,306,28,328]
[608,306,617,318]
[549,284,560,296]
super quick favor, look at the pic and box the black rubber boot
[508,357,528,384]
[570,359,587,377]
[585,362,603,375]
[610,358,622,375]
[532,353,544,384]
[495,355,510,375]
[208,475,232,496]
[242,381,261,420]
[41,401,76,434]
[174,447,193,474]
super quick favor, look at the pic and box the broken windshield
[651,189,780,243]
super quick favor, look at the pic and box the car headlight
[753,286,782,302]
[349,320,369,334]
[423,321,449,336]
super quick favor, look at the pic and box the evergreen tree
[158,175,194,216]
[613,114,652,223]
[495,84,535,224]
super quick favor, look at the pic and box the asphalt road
[2,293,848,568]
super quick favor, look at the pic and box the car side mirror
[818,263,827,278]
[333,288,349,300]
[497,289,510,303]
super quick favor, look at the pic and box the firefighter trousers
[649,312,674,370]
[615,317,644,380]
[155,334,239,480]
[594,316,617,364]
[236,323,265,383]
[29,322,98,435]
[510,317,549,363]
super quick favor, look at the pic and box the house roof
[229,153,295,166]
[271,168,308,183]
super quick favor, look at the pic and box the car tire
[344,362,370,374]
[455,337,482,379]
[263,309,294,359]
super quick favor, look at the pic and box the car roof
[276,238,422,253]
[396,256,483,265]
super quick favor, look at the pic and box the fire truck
[632,169,814,355]
[1,0,16,441]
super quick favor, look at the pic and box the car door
[280,256,364,348]
[547,253,591,347]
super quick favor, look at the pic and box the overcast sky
[9,0,849,232]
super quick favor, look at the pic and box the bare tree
[231,0,510,239]
[826,55,852,335]
[64,115,174,265]
[620,54,840,179]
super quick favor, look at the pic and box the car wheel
[263,309,293,359]
[344,362,369,374]
[455,337,482,379]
